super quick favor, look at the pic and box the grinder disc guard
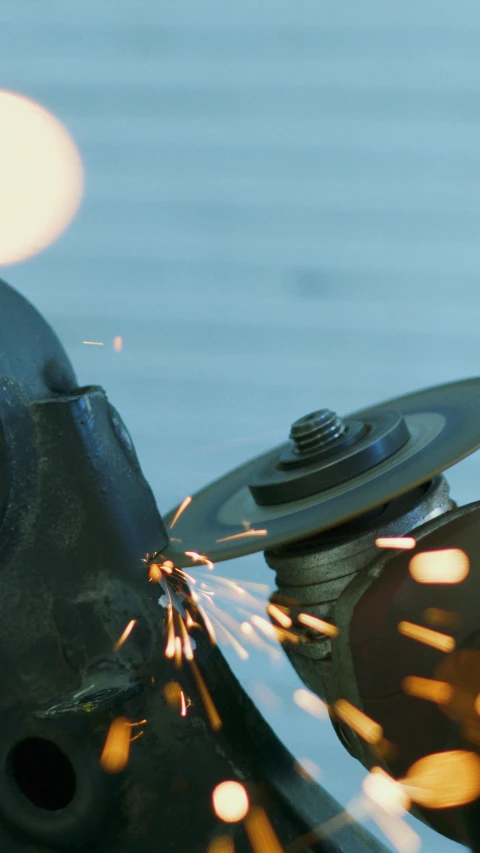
[163,379,480,567]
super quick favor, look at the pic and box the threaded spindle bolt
[289,409,347,455]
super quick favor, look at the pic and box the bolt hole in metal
[9,738,76,811]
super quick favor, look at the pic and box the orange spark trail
[189,659,222,731]
[113,619,137,652]
[298,613,339,637]
[185,550,214,570]
[398,621,455,653]
[100,717,131,773]
[180,690,187,717]
[244,806,284,853]
[170,496,192,529]
[267,603,293,629]
[402,676,453,704]
[333,699,383,744]
[165,605,176,659]
[216,529,268,543]
[375,537,416,550]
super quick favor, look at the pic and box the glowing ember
[409,549,469,584]
[113,335,123,352]
[251,614,299,645]
[293,689,328,719]
[401,750,480,808]
[100,717,131,774]
[244,806,284,853]
[149,563,162,583]
[212,781,249,823]
[375,537,416,550]
[185,551,214,570]
[398,621,455,653]
[267,603,293,629]
[170,496,193,530]
[190,659,222,731]
[402,676,453,705]
[334,699,382,744]
[0,90,84,265]
[297,613,339,637]
[113,619,136,652]
[180,690,188,717]
[216,529,268,543]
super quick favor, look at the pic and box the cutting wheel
[163,379,480,567]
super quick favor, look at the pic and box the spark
[170,496,192,529]
[267,603,293,629]
[333,699,383,744]
[180,690,187,717]
[210,615,249,660]
[398,621,455,653]
[149,563,162,583]
[212,781,249,823]
[363,767,410,817]
[409,548,469,584]
[179,616,194,661]
[165,605,176,659]
[113,335,123,352]
[297,613,339,637]
[100,717,131,774]
[185,551,214,570]
[130,730,144,743]
[251,614,299,645]
[402,676,453,704]
[216,529,268,543]
[82,340,104,346]
[293,689,328,720]
[244,806,284,853]
[113,619,137,652]
[207,837,235,853]
[174,636,183,668]
[196,604,217,644]
[375,537,416,550]
[400,750,480,808]
[190,659,222,731]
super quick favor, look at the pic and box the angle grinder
[164,379,480,851]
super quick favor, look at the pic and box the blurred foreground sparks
[212,781,249,823]
[0,90,83,265]
[409,548,469,584]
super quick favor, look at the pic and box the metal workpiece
[0,278,394,853]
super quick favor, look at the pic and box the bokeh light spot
[0,89,84,265]
[212,781,249,823]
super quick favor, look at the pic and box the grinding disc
[162,379,480,567]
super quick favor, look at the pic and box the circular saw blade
[162,379,480,567]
